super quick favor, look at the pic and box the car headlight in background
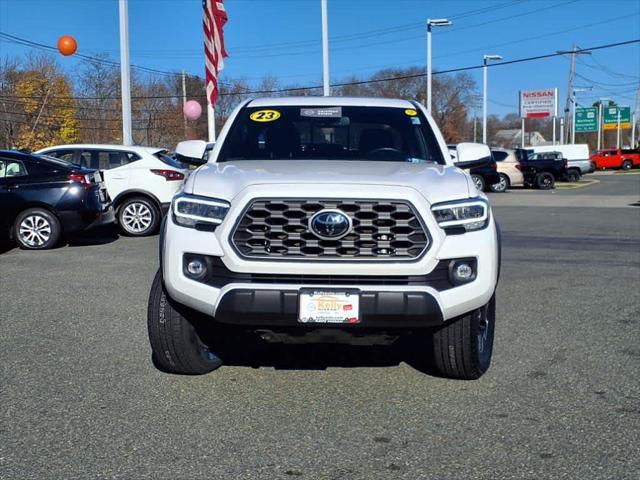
[172,194,229,229]
[432,198,489,232]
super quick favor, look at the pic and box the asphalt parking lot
[1,173,639,480]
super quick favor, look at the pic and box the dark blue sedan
[0,150,115,250]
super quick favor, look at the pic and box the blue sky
[0,0,639,116]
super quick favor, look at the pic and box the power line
[0,32,184,79]
[574,73,639,88]
[1,39,638,101]
[233,11,638,83]
[2,118,185,132]
[87,0,528,58]
[105,0,547,62]
[209,0,576,61]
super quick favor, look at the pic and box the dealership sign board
[575,107,598,133]
[603,106,631,130]
[519,88,558,118]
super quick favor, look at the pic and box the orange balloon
[57,35,77,56]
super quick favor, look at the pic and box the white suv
[148,97,501,380]
[37,144,189,236]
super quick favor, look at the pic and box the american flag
[203,0,228,105]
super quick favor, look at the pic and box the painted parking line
[555,179,600,189]
[613,170,640,175]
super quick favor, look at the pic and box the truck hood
[188,160,472,204]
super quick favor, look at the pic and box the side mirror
[174,140,214,166]
[454,143,492,169]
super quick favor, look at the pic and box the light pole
[426,18,452,115]
[571,86,592,144]
[597,98,610,151]
[482,54,502,144]
[321,0,330,96]
[119,0,132,146]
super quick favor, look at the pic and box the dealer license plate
[298,290,360,324]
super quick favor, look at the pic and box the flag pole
[321,0,330,96]
[119,0,133,146]
[207,102,215,142]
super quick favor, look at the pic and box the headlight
[431,198,489,232]
[172,193,229,229]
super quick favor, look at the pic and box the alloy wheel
[19,215,52,247]
[122,202,153,234]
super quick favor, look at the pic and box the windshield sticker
[404,109,418,116]
[300,107,342,118]
[250,110,281,122]
[411,117,421,125]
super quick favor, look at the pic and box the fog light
[454,263,473,281]
[449,258,477,286]
[186,259,205,278]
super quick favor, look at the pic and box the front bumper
[214,289,443,328]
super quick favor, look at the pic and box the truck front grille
[231,198,429,261]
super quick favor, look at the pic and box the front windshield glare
[217,105,445,164]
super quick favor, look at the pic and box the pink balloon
[183,100,202,121]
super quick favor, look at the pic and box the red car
[590,148,640,170]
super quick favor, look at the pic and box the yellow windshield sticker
[250,110,281,122]
[405,109,418,116]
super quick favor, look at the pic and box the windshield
[217,105,445,164]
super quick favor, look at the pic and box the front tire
[621,160,632,171]
[471,174,486,192]
[13,208,61,250]
[431,295,496,380]
[118,197,160,236]
[147,270,222,375]
[489,173,509,193]
[536,172,555,190]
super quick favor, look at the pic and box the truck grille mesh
[231,199,429,260]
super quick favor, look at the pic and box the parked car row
[36,144,190,236]
[0,141,224,250]
[448,143,597,192]
[1,136,609,250]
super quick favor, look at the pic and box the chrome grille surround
[230,198,430,261]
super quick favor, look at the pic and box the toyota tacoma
[148,97,500,380]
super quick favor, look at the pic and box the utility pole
[321,0,330,96]
[558,44,591,144]
[181,70,187,137]
[426,18,452,115]
[119,0,133,146]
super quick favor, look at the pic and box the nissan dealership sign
[519,88,558,118]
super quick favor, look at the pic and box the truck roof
[246,96,416,109]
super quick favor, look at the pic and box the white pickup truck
[147,97,501,380]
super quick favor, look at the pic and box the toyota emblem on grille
[309,209,352,240]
